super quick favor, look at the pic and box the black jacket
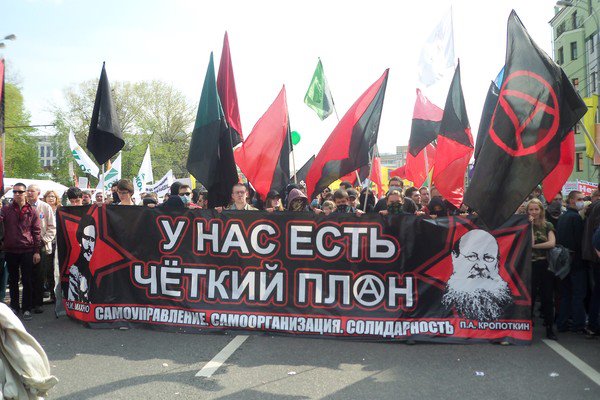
[556,207,586,269]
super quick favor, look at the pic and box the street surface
[22,303,600,400]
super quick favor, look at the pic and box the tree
[3,82,43,178]
[51,79,196,186]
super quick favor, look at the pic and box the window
[592,72,597,94]
[571,41,578,60]
[558,47,564,64]
[572,11,578,29]
[557,22,566,37]
[39,146,44,158]
[590,34,595,53]
[576,152,584,172]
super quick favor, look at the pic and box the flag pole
[362,149,377,212]
[101,164,105,198]
[577,121,600,157]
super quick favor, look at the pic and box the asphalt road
[21,303,600,400]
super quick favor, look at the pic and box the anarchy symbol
[489,70,560,157]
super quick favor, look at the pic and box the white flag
[96,153,122,192]
[68,129,99,177]
[147,169,174,198]
[134,145,154,193]
[418,8,455,88]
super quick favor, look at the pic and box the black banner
[57,206,532,344]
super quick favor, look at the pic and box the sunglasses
[12,190,25,194]
[180,192,192,196]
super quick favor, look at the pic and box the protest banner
[57,207,532,344]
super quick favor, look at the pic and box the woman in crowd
[264,190,284,212]
[43,190,60,214]
[527,198,558,340]
[116,179,136,206]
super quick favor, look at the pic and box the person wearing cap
[264,190,284,212]
[347,188,360,210]
[374,176,404,213]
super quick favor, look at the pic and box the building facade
[380,145,407,170]
[551,0,600,183]
[36,135,57,169]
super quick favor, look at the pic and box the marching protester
[379,189,405,216]
[264,190,284,212]
[0,183,42,321]
[527,198,557,340]
[556,191,588,334]
[287,188,310,212]
[177,184,197,208]
[320,200,335,215]
[374,176,403,212]
[331,189,363,215]
[225,183,258,211]
[405,187,422,211]
[419,186,430,208]
[81,190,92,206]
[116,179,136,206]
[583,192,600,337]
[358,188,376,213]
[159,182,185,209]
[140,192,159,208]
[66,187,83,206]
[94,191,104,205]
[347,188,360,210]
[26,185,56,314]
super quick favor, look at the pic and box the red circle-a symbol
[489,70,560,157]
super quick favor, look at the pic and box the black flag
[87,63,124,165]
[464,11,587,228]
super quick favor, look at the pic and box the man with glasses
[26,184,56,314]
[178,184,198,208]
[442,229,512,322]
[226,183,257,211]
[0,183,42,321]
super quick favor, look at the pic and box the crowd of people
[0,176,599,344]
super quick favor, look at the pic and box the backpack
[547,245,571,280]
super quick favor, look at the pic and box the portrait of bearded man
[442,229,513,322]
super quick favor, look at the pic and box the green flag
[304,58,334,120]
[186,52,238,208]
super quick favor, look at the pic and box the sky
[1,0,559,170]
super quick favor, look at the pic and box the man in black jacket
[556,190,588,333]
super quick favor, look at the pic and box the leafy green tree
[51,79,195,186]
[3,82,43,178]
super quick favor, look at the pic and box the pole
[101,164,105,197]
[363,149,377,212]
[578,121,600,156]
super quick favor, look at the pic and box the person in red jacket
[0,183,42,321]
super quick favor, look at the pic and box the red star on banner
[411,216,531,306]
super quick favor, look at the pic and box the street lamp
[0,34,17,49]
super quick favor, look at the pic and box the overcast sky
[1,0,559,169]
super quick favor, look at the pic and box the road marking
[196,335,248,378]
[542,339,600,386]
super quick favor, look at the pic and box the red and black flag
[390,143,436,187]
[187,52,238,208]
[292,155,315,184]
[234,86,290,200]
[305,69,388,199]
[464,11,587,228]
[0,58,4,195]
[474,69,503,165]
[87,62,124,165]
[432,61,474,208]
[217,32,243,147]
[408,89,443,156]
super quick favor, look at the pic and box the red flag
[306,70,389,199]
[234,86,290,200]
[369,156,383,196]
[339,171,359,185]
[432,62,474,208]
[543,131,575,201]
[217,31,243,146]
[391,144,436,187]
